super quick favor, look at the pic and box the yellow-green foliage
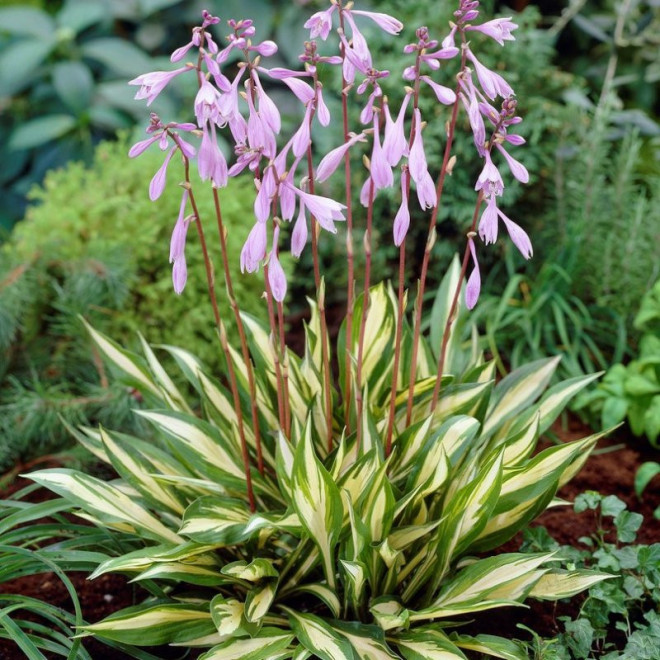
[8,136,286,366]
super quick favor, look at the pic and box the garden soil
[0,416,658,659]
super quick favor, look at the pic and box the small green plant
[521,492,660,659]
[575,279,660,446]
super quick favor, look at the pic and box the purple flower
[393,172,410,246]
[420,75,456,105]
[290,185,346,233]
[495,143,529,183]
[382,93,411,167]
[465,237,481,310]
[466,17,518,46]
[408,108,437,209]
[316,132,367,183]
[240,221,268,273]
[198,123,228,188]
[292,104,313,158]
[304,7,335,40]
[369,112,393,191]
[291,203,308,258]
[478,194,499,245]
[149,146,177,201]
[475,152,504,196]
[194,77,222,126]
[499,210,533,259]
[172,256,188,295]
[349,9,403,35]
[466,50,514,100]
[169,190,191,263]
[129,67,191,106]
[253,73,281,134]
[268,227,287,302]
[129,135,160,158]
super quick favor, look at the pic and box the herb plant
[3,1,612,657]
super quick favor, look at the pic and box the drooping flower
[129,67,191,106]
[169,190,192,295]
[316,132,367,182]
[290,205,307,259]
[465,237,481,310]
[149,145,177,201]
[393,170,410,246]
[240,221,268,273]
[268,226,287,302]
[382,93,411,167]
[466,17,518,46]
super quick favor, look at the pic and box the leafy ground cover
[1,416,657,659]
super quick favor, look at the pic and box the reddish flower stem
[405,47,467,426]
[355,178,375,454]
[182,168,255,512]
[430,191,484,411]
[306,146,334,452]
[211,188,264,475]
[338,5,355,435]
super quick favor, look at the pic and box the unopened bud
[426,226,437,251]
[446,155,457,175]
[362,154,371,171]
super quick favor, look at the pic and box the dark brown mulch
[1,417,659,657]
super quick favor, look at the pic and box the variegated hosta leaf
[245,580,277,622]
[432,381,494,426]
[285,609,355,660]
[420,553,553,618]
[28,469,181,544]
[89,541,218,579]
[287,584,341,619]
[210,595,244,636]
[528,569,613,600]
[221,558,278,582]
[138,333,192,413]
[179,495,252,545]
[471,434,599,552]
[99,427,185,516]
[481,356,561,438]
[200,627,294,660]
[78,603,215,646]
[81,317,162,399]
[401,450,504,601]
[370,598,410,631]
[357,463,394,544]
[137,410,257,495]
[332,621,400,659]
[291,419,343,589]
[396,628,468,660]
[451,634,528,660]
[339,283,397,410]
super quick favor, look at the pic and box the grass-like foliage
[16,273,611,659]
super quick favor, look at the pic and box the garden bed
[1,416,658,659]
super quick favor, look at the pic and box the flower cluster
[127,0,530,313]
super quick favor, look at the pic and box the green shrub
[0,136,286,470]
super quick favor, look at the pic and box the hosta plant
[23,285,610,659]
[15,1,611,657]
